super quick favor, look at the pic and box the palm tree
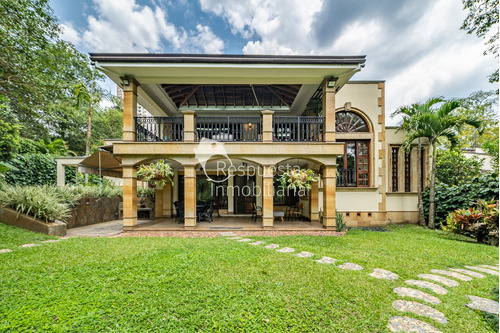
[393,97,443,226]
[400,99,482,229]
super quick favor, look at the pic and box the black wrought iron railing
[273,116,324,142]
[337,168,357,187]
[196,116,262,142]
[135,117,184,142]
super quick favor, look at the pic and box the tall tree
[401,99,482,229]
[393,97,443,227]
[461,0,499,82]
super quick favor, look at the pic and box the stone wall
[65,197,121,229]
[0,206,66,236]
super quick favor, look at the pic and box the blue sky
[50,0,498,120]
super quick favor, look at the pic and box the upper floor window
[335,111,369,132]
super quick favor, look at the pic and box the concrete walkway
[67,220,161,237]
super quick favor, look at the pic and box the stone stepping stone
[464,266,499,276]
[276,247,295,253]
[226,237,242,240]
[369,268,399,280]
[478,265,499,271]
[0,249,12,253]
[19,243,41,248]
[417,274,459,287]
[41,239,60,243]
[448,268,485,278]
[430,269,472,281]
[248,241,265,246]
[404,280,448,295]
[219,232,236,236]
[393,300,448,324]
[338,262,363,270]
[264,244,279,249]
[295,251,314,258]
[316,256,336,264]
[388,316,442,333]
[466,295,499,315]
[237,238,253,242]
[393,287,441,304]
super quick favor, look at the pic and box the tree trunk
[428,142,437,229]
[417,138,425,226]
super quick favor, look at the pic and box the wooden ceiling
[161,84,301,109]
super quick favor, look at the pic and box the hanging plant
[136,160,174,188]
[279,168,318,192]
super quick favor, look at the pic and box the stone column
[227,171,234,214]
[322,82,336,142]
[261,110,274,142]
[256,166,263,208]
[123,165,137,230]
[56,160,65,187]
[182,110,196,142]
[155,186,163,218]
[322,165,337,229]
[123,79,139,142]
[163,182,172,217]
[262,164,274,229]
[309,180,320,222]
[183,164,197,228]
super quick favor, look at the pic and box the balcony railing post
[182,110,196,142]
[261,110,274,142]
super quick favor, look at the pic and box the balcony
[134,115,325,143]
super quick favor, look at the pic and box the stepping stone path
[248,241,265,246]
[0,249,12,253]
[276,247,295,253]
[393,287,441,304]
[338,262,363,270]
[392,300,448,324]
[430,269,472,281]
[19,243,40,248]
[464,266,499,276]
[295,251,314,258]
[219,232,236,236]
[316,256,336,264]
[404,280,448,295]
[226,237,242,240]
[417,274,459,287]
[237,238,253,242]
[369,268,399,280]
[388,316,442,333]
[448,268,485,278]
[41,240,60,243]
[466,295,500,315]
[264,244,279,249]
[478,265,499,270]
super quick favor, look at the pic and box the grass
[0,223,56,249]
[0,224,497,332]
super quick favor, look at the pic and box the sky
[51,0,498,124]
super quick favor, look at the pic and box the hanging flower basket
[136,160,174,189]
[279,168,318,192]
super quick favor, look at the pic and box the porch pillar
[155,187,163,218]
[227,170,234,214]
[322,165,337,229]
[123,78,139,142]
[123,165,138,230]
[262,164,274,229]
[322,81,336,142]
[163,182,172,217]
[261,110,274,142]
[183,164,197,228]
[182,110,196,142]
[309,179,320,222]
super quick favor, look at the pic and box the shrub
[4,154,56,186]
[336,211,347,232]
[136,160,174,188]
[436,149,483,186]
[138,186,154,198]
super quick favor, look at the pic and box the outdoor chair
[174,201,184,224]
[289,203,304,221]
[198,201,214,223]
[251,202,262,222]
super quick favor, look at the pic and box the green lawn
[0,223,56,249]
[0,224,497,332]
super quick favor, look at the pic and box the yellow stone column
[262,164,274,229]
[182,110,196,142]
[122,78,139,142]
[309,180,320,222]
[322,165,337,229]
[155,187,163,218]
[322,81,336,142]
[122,165,137,230]
[162,182,172,217]
[183,164,197,228]
[261,110,274,142]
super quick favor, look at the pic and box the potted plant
[279,168,318,192]
[136,160,174,189]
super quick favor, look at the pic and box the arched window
[335,111,369,132]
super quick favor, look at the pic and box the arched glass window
[335,111,369,132]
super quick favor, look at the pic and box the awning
[77,150,123,178]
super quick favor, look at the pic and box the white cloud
[66,0,224,53]
[59,23,82,45]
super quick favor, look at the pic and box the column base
[262,217,274,228]
[184,216,197,227]
[123,217,137,228]
[322,217,336,229]
[322,225,337,230]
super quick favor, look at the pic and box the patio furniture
[251,202,262,222]
[289,203,304,221]
[118,202,153,220]
[273,211,285,222]
[173,201,184,224]
[198,202,215,222]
